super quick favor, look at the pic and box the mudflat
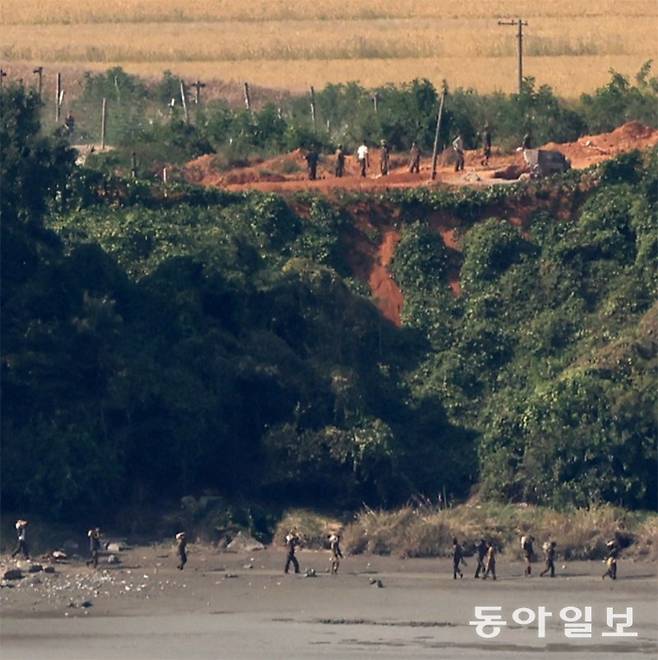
[1,546,656,660]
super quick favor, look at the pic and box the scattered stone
[368,578,384,588]
[3,569,23,581]
[27,576,42,586]
[242,563,254,570]
[304,568,317,578]
[106,554,121,565]
[80,600,93,608]
[43,566,56,574]
[28,563,43,573]
[224,573,238,579]
[52,551,67,561]
[106,542,124,553]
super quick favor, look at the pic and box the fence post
[430,83,447,181]
[33,66,43,100]
[243,82,252,111]
[179,81,189,124]
[55,72,62,123]
[100,97,107,150]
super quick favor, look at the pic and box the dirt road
[1,547,656,659]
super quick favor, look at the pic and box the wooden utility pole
[430,82,448,181]
[192,79,206,106]
[243,82,252,111]
[55,72,62,122]
[100,97,107,150]
[498,18,528,93]
[179,81,189,123]
[33,66,43,100]
[372,91,379,114]
[309,85,317,131]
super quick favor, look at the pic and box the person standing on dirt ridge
[328,533,343,575]
[474,538,487,578]
[540,541,556,577]
[379,139,390,176]
[334,144,346,177]
[305,147,319,181]
[87,528,102,569]
[480,123,492,166]
[452,537,465,579]
[284,529,301,574]
[409,141,421,173]
[175,532,188,570]
[452,133,465,172]
[357,141,369,177]
[11,520,30,559]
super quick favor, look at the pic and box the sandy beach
[1,545,656,660]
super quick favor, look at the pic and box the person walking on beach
[602,540,619,580]
[334,144,346,177]
[482,542,496,580]
[409,141,421,173]
[474,538,487,578]
[452,537,465,579]
[521,534,535,576]
[284,529,301,574]
[329,533,343,575]
[175,532,188,570]
[11,520,30,559]
[305,147,319,181]
[452,133,465,172]
[379,140,390,176]
[86,528,102,569]
[540,541,556,578]
[356,142,369,177]
[480,123,492,166]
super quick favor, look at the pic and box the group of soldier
[9,520,622,582]
[303,124,494,181]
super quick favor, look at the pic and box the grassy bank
[276,505,658,561]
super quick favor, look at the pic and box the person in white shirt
[452,134,465,172]
[357,142,369,177]
[11,520,30,559]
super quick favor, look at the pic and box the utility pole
[33,66,43,100]
[372,91,379,114]
[0,69,7,88]
[100,97,107,150]
[498,18,528,93]
[55,72,62,122]
[192,79,206,106]
[430,82,448,181]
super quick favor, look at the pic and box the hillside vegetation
[1,85,657,525]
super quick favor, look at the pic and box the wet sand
[1,546,656,659]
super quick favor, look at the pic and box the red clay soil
[181,122,657,325]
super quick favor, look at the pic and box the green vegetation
[1,84,656,527]
[54,62,658,175]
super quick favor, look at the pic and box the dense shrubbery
[2,85,656,520]
[60,62,658,174]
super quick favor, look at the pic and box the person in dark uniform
[540,541,556,577]
[452,537,465,579]
[522,535,534,576]
[284,529,301,574]
[409,142,421,173]
[175,532,188,570]
[64,112,76,136]
[86,528,102,568]
[602,540,618,580]
[11,520,30,559]
[474,538,487,578]
[329,533,343,575]
[480,123,492,166]
[305,148,319,181]
[482,542,496,580]
[379,140,390,176]
[334,144,346,177]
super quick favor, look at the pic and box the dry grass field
[1,0,657,96]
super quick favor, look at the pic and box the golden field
[1,0,657,96]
